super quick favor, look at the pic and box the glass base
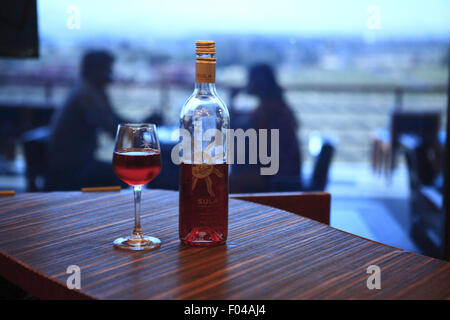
[113,235,161,251]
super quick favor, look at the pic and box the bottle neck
[195,53,216,89]
[194,82,216,95]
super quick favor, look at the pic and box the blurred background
[0,0,448,258]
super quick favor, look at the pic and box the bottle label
[180,163,228,211]
[196,58,216,83]
[191,164,224,198]
[180,163,228,230]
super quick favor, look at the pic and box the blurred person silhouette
[229,63,302,193]
[46,50,125,190]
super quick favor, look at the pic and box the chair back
[390,111,441,169]
[309,141,335,191]
[231,192,331,225]
[21,126,50,192]
[391,111,441,142]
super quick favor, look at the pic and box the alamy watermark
[366,5,381,30]
[66,264,81,289]
[170,122,279,176]
[66,5,81,30]
[366,264,381,290]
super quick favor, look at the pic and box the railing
[0,74,447,110]
[1,75,447,162]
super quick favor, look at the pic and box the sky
[38,0,450,43]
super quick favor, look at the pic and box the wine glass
[112,123,162,251]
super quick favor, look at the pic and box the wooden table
[0,190,449,299]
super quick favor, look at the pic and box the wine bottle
[179,40,230,246]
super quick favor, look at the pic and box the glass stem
[132,185,143,237]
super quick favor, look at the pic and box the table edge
[0,249,94,300]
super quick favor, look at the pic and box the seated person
[46,50,125,190]
[229,64,302,193]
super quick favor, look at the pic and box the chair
[307,140,335,191]
[231,192,331,225]
[371,111,441,178]
[0,107,21,169]
[21,126,51,192]
[257,137,336,193]
[150,140,179,190]
[402,134,445,259]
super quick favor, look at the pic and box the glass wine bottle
[179,40,230,246]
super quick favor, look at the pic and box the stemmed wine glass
[112,123,162,251]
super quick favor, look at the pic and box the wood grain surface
[0,190,449,299]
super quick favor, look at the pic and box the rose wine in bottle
[179,41,230,246]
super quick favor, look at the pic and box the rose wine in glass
[112,124,162,251]
[113,149,161,185]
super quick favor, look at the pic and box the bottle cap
[196,40,215,55]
